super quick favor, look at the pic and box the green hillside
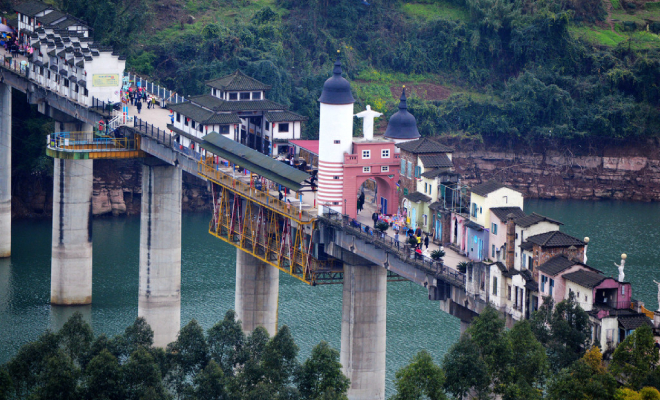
[47,0,660,145]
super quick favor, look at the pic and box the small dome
[318,58,355,105]
[384,87,421,140]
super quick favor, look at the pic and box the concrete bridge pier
[138,160,182,348]
[341,262,387,400]
[235,249,279,336]
[50,122,94,305]
[0,83,11,258]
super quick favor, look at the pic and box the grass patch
[611,0,621,10]
[401,1,469,22]
[570,25,627,46]
[353,83,397,112]
[356,68,437,84]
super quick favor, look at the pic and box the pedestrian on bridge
[147,96,152,109]
[136,99,142,114]
[394,232,400,249]
[424,234,429,250]
[142,91,147,103]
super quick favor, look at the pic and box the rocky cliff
[12,159,211,219]
[449,138,660,201]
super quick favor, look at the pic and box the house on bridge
[15,1,89,44]
[168,70,306,157]
[522,230,586,282]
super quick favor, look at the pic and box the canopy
[0,24,14,34]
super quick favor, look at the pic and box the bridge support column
[138,161,182,348]
[235,249,279,336]
[0,83,11,258]
[341,263,387,400]
[51,123,94,305]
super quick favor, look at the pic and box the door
[477,237,483,260]
[380,197,387,215]
[411,208,417,230]
[435,217,441,240]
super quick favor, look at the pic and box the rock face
[449,138,660,201]
[12,159,211,219]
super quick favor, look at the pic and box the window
[503,196,508,204]
[492,277,498,295]
[184,118,189,127]
[492,244,495,258]
[382,149,390,158]
[508,285,512,300]
[403,188,408,195]
[491,223,498,235]
[381,166,389,172]
[212,88,216,96]
[472,203,478,218]
[528,255,533,270]
[229,92,238,100]
[63,79,69,87]
[425,183,428,193]
[363,167,371,173]
[191,121,195,129]
[278,123,289,132]
[252,91,262,100]
[333,176,340,180]
[415,166,421,178]
[198,124,204,133]
[549,278,555,296]
[362,150,371,159]
[522,255,526,268]
[423,214,427,226]
[407,161,412,178]
[479,207,483,214]
[541,275,547,292]
[240,92,250,100]
[622,286,625,295]
[400,158,406,174]
[334,140,340,144]
[219,125,230,134]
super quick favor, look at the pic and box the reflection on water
[1,200,658,395]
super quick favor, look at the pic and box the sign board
[92,74,120,87]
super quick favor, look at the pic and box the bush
[375,221,389,233]
[408,236,418,246]
[457,261,469,274]
[430,249,445,260]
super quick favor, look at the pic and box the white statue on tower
[614,253,627,282]
[653,280,660,311]
[355,105,383,141]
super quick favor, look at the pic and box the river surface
[1,199,659,395]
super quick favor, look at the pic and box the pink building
[343,139,400,217]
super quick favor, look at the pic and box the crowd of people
[122,87,158,113]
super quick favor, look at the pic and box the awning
[288,139,319,156]
[200,132,310,191]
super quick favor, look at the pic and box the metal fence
[48,131,138,152]
[133,117,173,147]
[124,72,187,104]
[320,208,467,286]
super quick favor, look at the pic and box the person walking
[142,91,147,103]
[416,234,422,249]
[151,96,157,109]
[136,99,142,114]
[372,212,378,227]
[424,234,429,250]
[394,231,400,249]
[147,95,152,109]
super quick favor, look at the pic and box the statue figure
[355,105,383,141]
[614,253,627,282]
[654,280,660,311]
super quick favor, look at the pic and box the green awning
[200,132,310,191]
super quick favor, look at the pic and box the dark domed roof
[318,58,355,105]
[384,88,421,140]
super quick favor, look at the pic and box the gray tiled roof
[14,1,52,17]
[562,269,606,288]
[395,138,453,154]
[419,153,453,169]
[464,220,484,231]
[404,192,432,203]
[420,169,460,180]
[490,207,525,222]
[538,254,596,276]
[37,10,65,25]
[206,113,242,125]
[264,110,307,122]
[618,314,653,330]
[526,231,586,248]
[515,212,563,228]
[169,102,241,125]
[471,180,520,197]
[206,70,272,91]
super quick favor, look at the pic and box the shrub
[431,249,445,260]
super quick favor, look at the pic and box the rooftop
[618,314,653,330]
[404,192,432,203]
[562,269,607,289]
[525,231,586,248]
[515,212,563,228]
[206,70,272,92]
[395,138,452,154]
[288,140,319,156]
[419,154,453,169]
[490,207,526,222]
[169,102,241,125]
[188,94,287,112]
[14,1,52,17]
[471,180,520,197]
[538,254,600,276]
[264,110,307,123]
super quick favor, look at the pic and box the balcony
[46,129,144,160]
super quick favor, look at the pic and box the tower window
[362,150,371,159]
[381,166,389,172]
[363,167,371,173]
[334,140,340,144]
[334,176,340,180]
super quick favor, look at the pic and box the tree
[442,335,490,399]
[501,321,548,400]
[296,341,350,400]
[547,347,617,400]
[82,349,124,400]
[610,325,660,390]
[123,347,170,400]
[58,311,94,366]
[207,310,246,375]
[192,360,229,400]
[35,350,80,400]
[0,367,13,400]
[167,319,210,396]
[390,350,446,400]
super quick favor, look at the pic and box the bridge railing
[133,116,173,147]
[320,208,466,286]
[124,72,187,105]
[47,130,139,152]
[91,97,119,114]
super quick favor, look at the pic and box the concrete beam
[0,83,10,258]
[138,162,182,348]
[235,249,279,336]
[341,263,387,400]
[50,123,94,304]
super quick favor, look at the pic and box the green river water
[1,199,659,394]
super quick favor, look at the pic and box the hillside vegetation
[50,0,660,146]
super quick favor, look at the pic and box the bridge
[0,31,494,400]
